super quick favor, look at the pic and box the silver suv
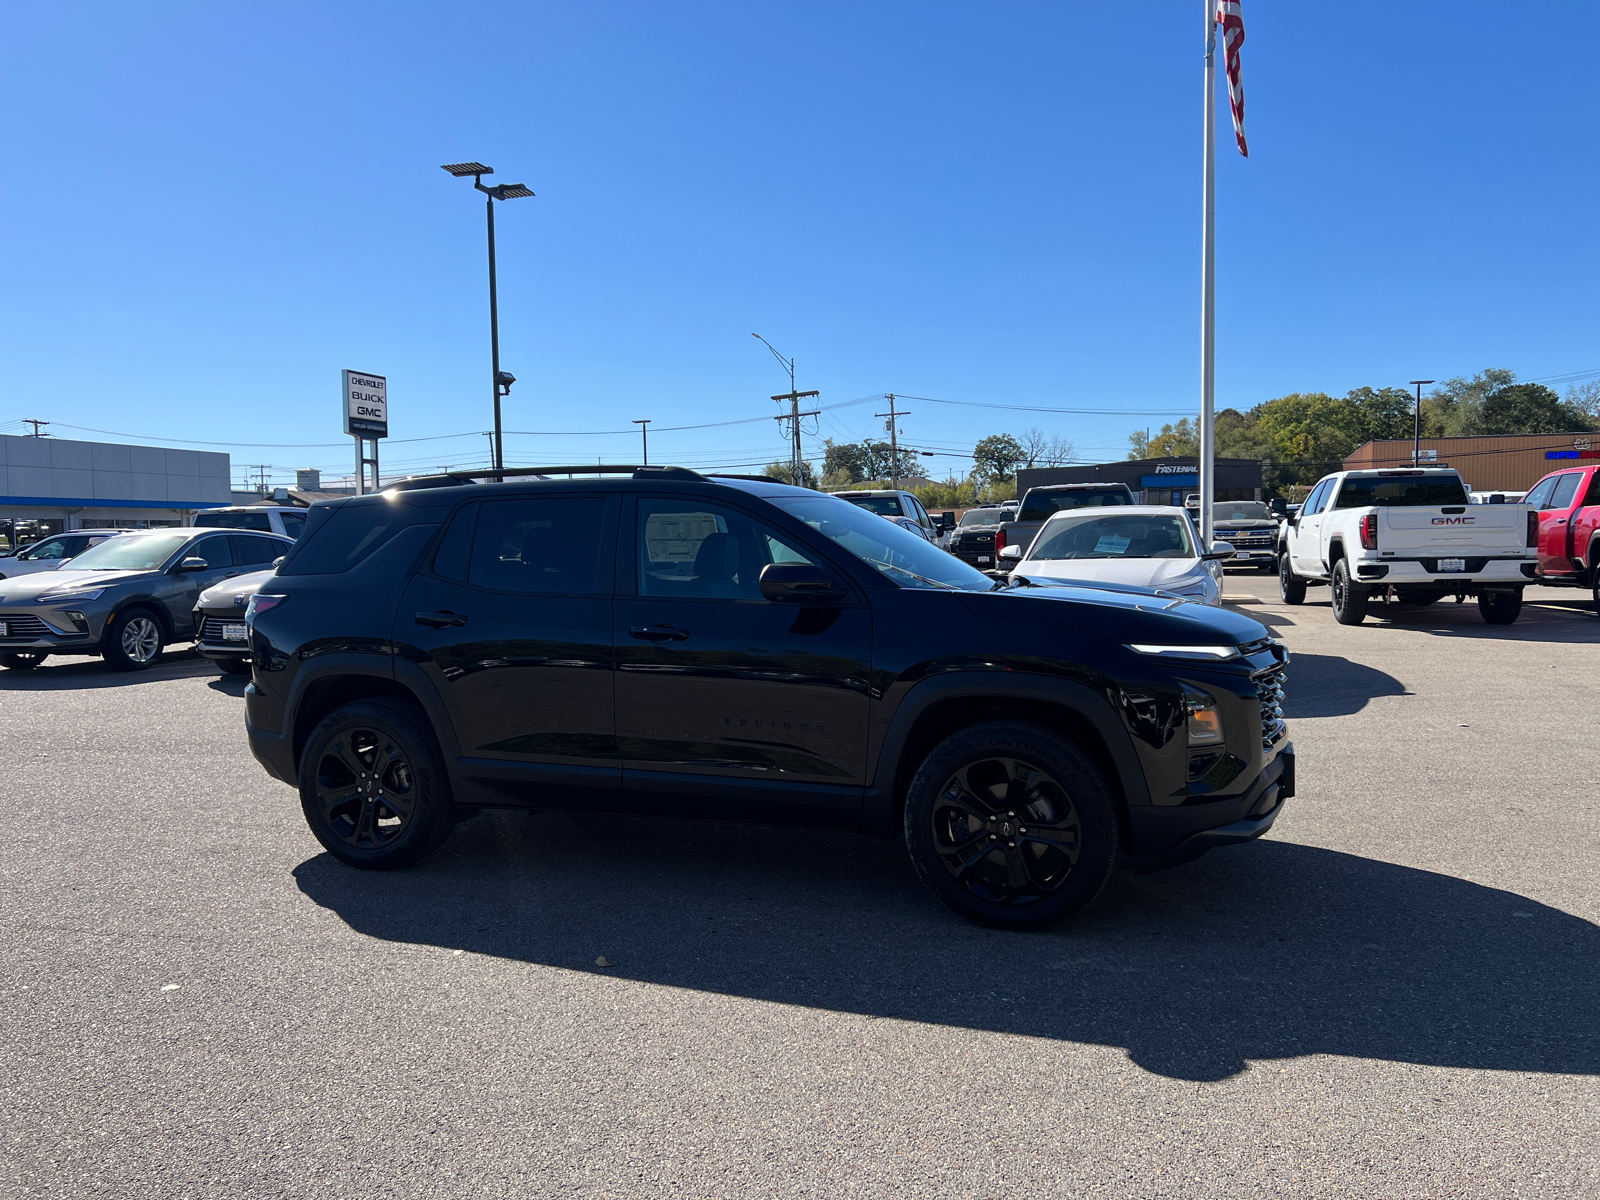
[192,506,309,539]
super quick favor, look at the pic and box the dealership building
[0,433,232,546]
[1015,457,1263,505]
[1343,432,1596,494]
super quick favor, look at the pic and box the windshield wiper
[878,562,960,590]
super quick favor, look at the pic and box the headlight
[1126,643,1240,660]
[36,588,106,603]
[1186,697,1224,744]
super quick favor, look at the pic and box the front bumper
[0,604,108,653]
[192,605,253,661]
[1123,743,1294,867]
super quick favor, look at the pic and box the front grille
[1222,533,1276,549]
[0,614,53,639]
[1253,662,1288,749]
[199,615,249,646]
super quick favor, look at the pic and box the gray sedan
[0,527,292,671]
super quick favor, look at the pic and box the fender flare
[863,671,1150,836]
[281,653,464,773]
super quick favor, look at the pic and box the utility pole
[22,419,49,437]
[633,419,651,465]
[874,393,909,489]
[752,334,817,486]
[1409,380,1435,465]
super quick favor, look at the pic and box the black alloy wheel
[1278,553,1306,605]
[298,699,456,869]
[1331,559,1368,625]
[0,651,48,670]
[904,721,1117,930]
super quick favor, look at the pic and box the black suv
[243,467,1292,929]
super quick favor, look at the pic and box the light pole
[633,419,651,465]
[1409,379,1435,466]
[442,162,535,478]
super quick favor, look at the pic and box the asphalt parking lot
[3,583,1598,1199]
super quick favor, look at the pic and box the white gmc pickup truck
[1278,468,1537,625]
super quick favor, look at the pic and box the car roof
[1028,482,1133,491]
[1039,504,1190,520]
[327,472,819,511]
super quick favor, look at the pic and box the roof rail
[431,464,707,483]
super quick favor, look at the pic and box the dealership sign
[342,370,388,438]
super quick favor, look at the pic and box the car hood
[958,578,1265,644]
[198,569,277,609]
[1014,557,1207,589]
[1213,520,1278,532]
[0,568,157,601]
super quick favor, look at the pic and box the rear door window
[468,497,605,595]
[230,535,287,568]
[1549,472,1582,510]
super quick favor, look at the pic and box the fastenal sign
[342,370,388,438]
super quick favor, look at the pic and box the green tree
[762,460,817,488]
[1478,383,1596,434]
[973,433,1026,484]
[1128,418,1198,459]
[822,439,870,484]
[1344,386,1416,442]
[1424,369,1517,437]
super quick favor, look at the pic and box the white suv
[192,506,309,539]
[0,530,124,580]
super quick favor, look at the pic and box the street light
[1409,379,1435,466]
[442,162,535,478]
[633,419,651,465]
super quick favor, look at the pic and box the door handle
[630,624,688,643]
[415,611,468,628]
[1556,518,1568,524]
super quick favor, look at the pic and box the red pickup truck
[1525,462,1600,606]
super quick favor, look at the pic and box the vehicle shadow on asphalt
[0,646,219,690]
[1256,595,1600,645]
[293,815,1600,1084]
[1280,653,1408,718]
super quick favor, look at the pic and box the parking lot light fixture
[442,162,536,479]
[1409,380,1435,466]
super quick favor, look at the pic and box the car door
[168,533,241,634]
[614,494,872,829]
[1290,479,1332,575]
[1537,472,1583,574]
[396,493,621,807]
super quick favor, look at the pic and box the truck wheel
[1331,560,1368,625]
[103,608,166,671]
[903,721,1117,931]
[1278,554,1306,605]
[1478,589,1523,625]
[1591,551,1600,617]
[298,699,456,870]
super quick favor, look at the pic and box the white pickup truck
[1278,468,1537,625]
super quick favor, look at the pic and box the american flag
[1215,0,1247,157]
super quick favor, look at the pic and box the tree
[1344,386,1416,443]
[1566,380,1600,422]
[1424,369,1517,437]
[822,439,871,484]
[762,460,817,488]
[972,433,1026,484]
[1127,418,1198,460]
[1020,427,1075,468]
[1478,383,1595,435]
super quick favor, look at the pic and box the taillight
[1527,510,1539,547]
[994,526,1007,553]
[1360,513,1377,550]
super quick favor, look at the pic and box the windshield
[1029,512,1195,561]
[1215,502,1273,522]
[63,530,193,572]
[1334,475,1470,508]
[1017,488,1133,522]
[834,494,904,517]
[772,496,994,591]
[958,509,1004,527]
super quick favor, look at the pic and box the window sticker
[1093,534,1131,555]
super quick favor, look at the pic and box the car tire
[0,651,47,670]
[1590,550,1600,617]
[298,699,456,870]
[103,608,166,671]
[903,721,1118,931]
[1331,559,1368,625]
[215,658,252,676]
[1257,560,1275,574]
[1278,553,1307,605]
[1478,589,1523,625]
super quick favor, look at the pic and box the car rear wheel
[1278,553,1306,605]
[903,721,1117,931]
[0,651,47,670]
[298,699,456,870]
[1331,559,1368,625]
[1478,589,1523,625]
[103,609,165,671]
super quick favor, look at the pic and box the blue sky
[3,2,1597,486]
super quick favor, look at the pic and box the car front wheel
[298,699,456,870]
[103,609,165,671]
[903,721,1117,931]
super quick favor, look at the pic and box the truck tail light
[1360,513,1377,549]
[994,526,1007,554]
[1527,510,1539,547]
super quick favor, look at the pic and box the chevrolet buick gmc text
[242,467,1293,929]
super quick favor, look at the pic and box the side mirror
[173,556,211,573]
[999,545,1023,561]
[939,511,956,531]
[1203,542,1236,561]
[759,562,846,603]
[1268,499,1287,517]
[272,556,286,568]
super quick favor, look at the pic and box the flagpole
[1199,0,1217,548]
